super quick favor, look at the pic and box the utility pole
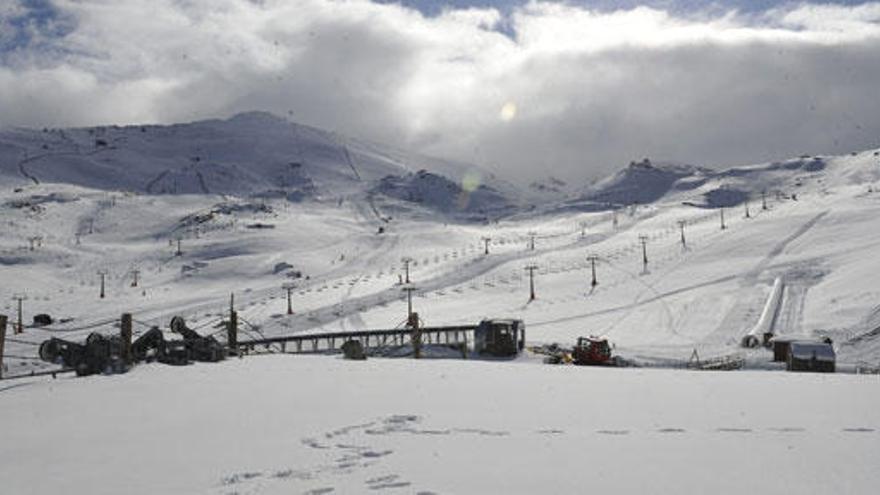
[482,236,491,255]
[761,190,768,210]
[639,234,649,271]
[0,314,7,379]
[587,255,599,287]
[228,293,238,355]
[579,221,588,238]
[282,282,296,315]
[402,285,418,323]
[97,270,107,299]
[175,236,183,256]
[12,294,26,334]
[401,257,413,283]
[525,264,538,301]
[677,220,687,249]
[744,200,751,218]
[720,208,727,230]
[528,231,536,251]
[130,269,140,288]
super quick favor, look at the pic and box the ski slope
[1,115,879,493]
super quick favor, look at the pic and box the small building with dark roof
[786,341,835,373]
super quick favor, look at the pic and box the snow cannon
[169,316,226,362]
[39,337,85,367]
[39,333,125,376]
[131,327,167,362]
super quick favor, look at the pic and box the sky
[1,0,879,184]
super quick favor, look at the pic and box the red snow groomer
[572,336,614,366]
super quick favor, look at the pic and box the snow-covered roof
[789,342,835,362]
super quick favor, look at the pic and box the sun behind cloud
[500,101,517,122]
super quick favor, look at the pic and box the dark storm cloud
[0,0,878,183]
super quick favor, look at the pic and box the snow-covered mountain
[0,111,523,220]
[2,113,880,495]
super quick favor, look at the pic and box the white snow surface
[2,356,879,495]
[1,115,880,493]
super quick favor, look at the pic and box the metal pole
[287,288,293,315]
[587,255,599,287]
[98,271,106,299]
[678,220,687,249]
[720,208,726,230]
[525,265,537,301]
[639,234,649,270]
[744,201,751,218]
[131,270,140,287]
[762,190,768,210]
[482,237,491,255]
[402,257,412,283]
[0,314,7,379]
[228,310,238,355]
[402,286,417,323]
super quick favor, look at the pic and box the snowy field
[2,115,880,493]
[1,356,878,494]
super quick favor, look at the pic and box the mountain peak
[225,111,288,125]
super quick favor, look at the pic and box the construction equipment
[572,336,614,366]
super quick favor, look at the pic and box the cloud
[0,0,879,184]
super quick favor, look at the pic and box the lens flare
[500,102,517,122]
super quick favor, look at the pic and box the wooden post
[228,310,238,355]
[410,312,421,359]
[120,313,133,365]
[0,315,7,379]
[13,294,25,334]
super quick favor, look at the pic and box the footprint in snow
[366,474,412,491]
[597,429,630,435]
[537,429,565,435]
[303,488,335,494]
[657,428,686,434]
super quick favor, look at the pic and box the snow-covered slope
[0,112,523,220]
[2,114,880,494]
